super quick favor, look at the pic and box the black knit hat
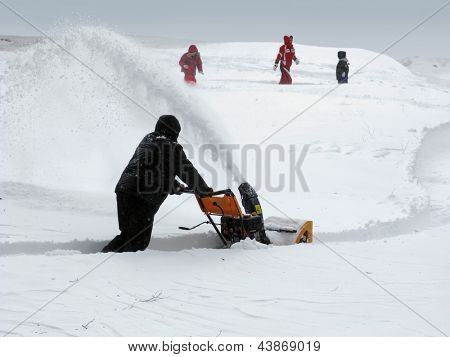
[155,115,181,141]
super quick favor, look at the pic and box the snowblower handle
[181,189,234,197]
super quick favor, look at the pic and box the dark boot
[101,234,126,253]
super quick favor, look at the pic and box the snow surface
[400,56,450,89]
[0,27,449,336]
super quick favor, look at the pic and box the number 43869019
[257,340,320,352]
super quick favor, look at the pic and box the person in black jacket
[102,115,212,253]
[336,51,349,84]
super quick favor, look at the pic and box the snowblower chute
[179,183,313,247]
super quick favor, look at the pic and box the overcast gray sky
[1,0,449,58]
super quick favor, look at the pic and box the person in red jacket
[179,45,203,83]
[273,35,299,85]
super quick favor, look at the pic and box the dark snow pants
[338,71,348,84]
[102,193,160,253]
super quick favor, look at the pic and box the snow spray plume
[1,26,243,189]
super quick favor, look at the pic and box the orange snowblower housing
[195,190,242,218]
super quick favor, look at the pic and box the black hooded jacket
[336,58,349,80]
[115,132,210,205]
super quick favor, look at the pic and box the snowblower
[179,183,313,247]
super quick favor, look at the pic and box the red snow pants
[184,72,197,83]
[279,65,292,85]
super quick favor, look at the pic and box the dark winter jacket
[336,58,349,81]
[179,45,203,76]
[115,132,210,205]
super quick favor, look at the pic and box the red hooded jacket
[275,36,297,69]
[179,45,203,76]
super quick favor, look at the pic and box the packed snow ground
[0,27,449,336]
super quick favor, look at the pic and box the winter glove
[196,186,214,196]
[273,63,278,71]
[294,58,300,65]
[177,184,188,195]
[171,181,188,195]
[183,64,189,69]
[199,71,204,75]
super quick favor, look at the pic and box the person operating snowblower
[273,35,299,85]
[179,45,204,84]
[102,115,212,253]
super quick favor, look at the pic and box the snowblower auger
[179,183,313,247]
